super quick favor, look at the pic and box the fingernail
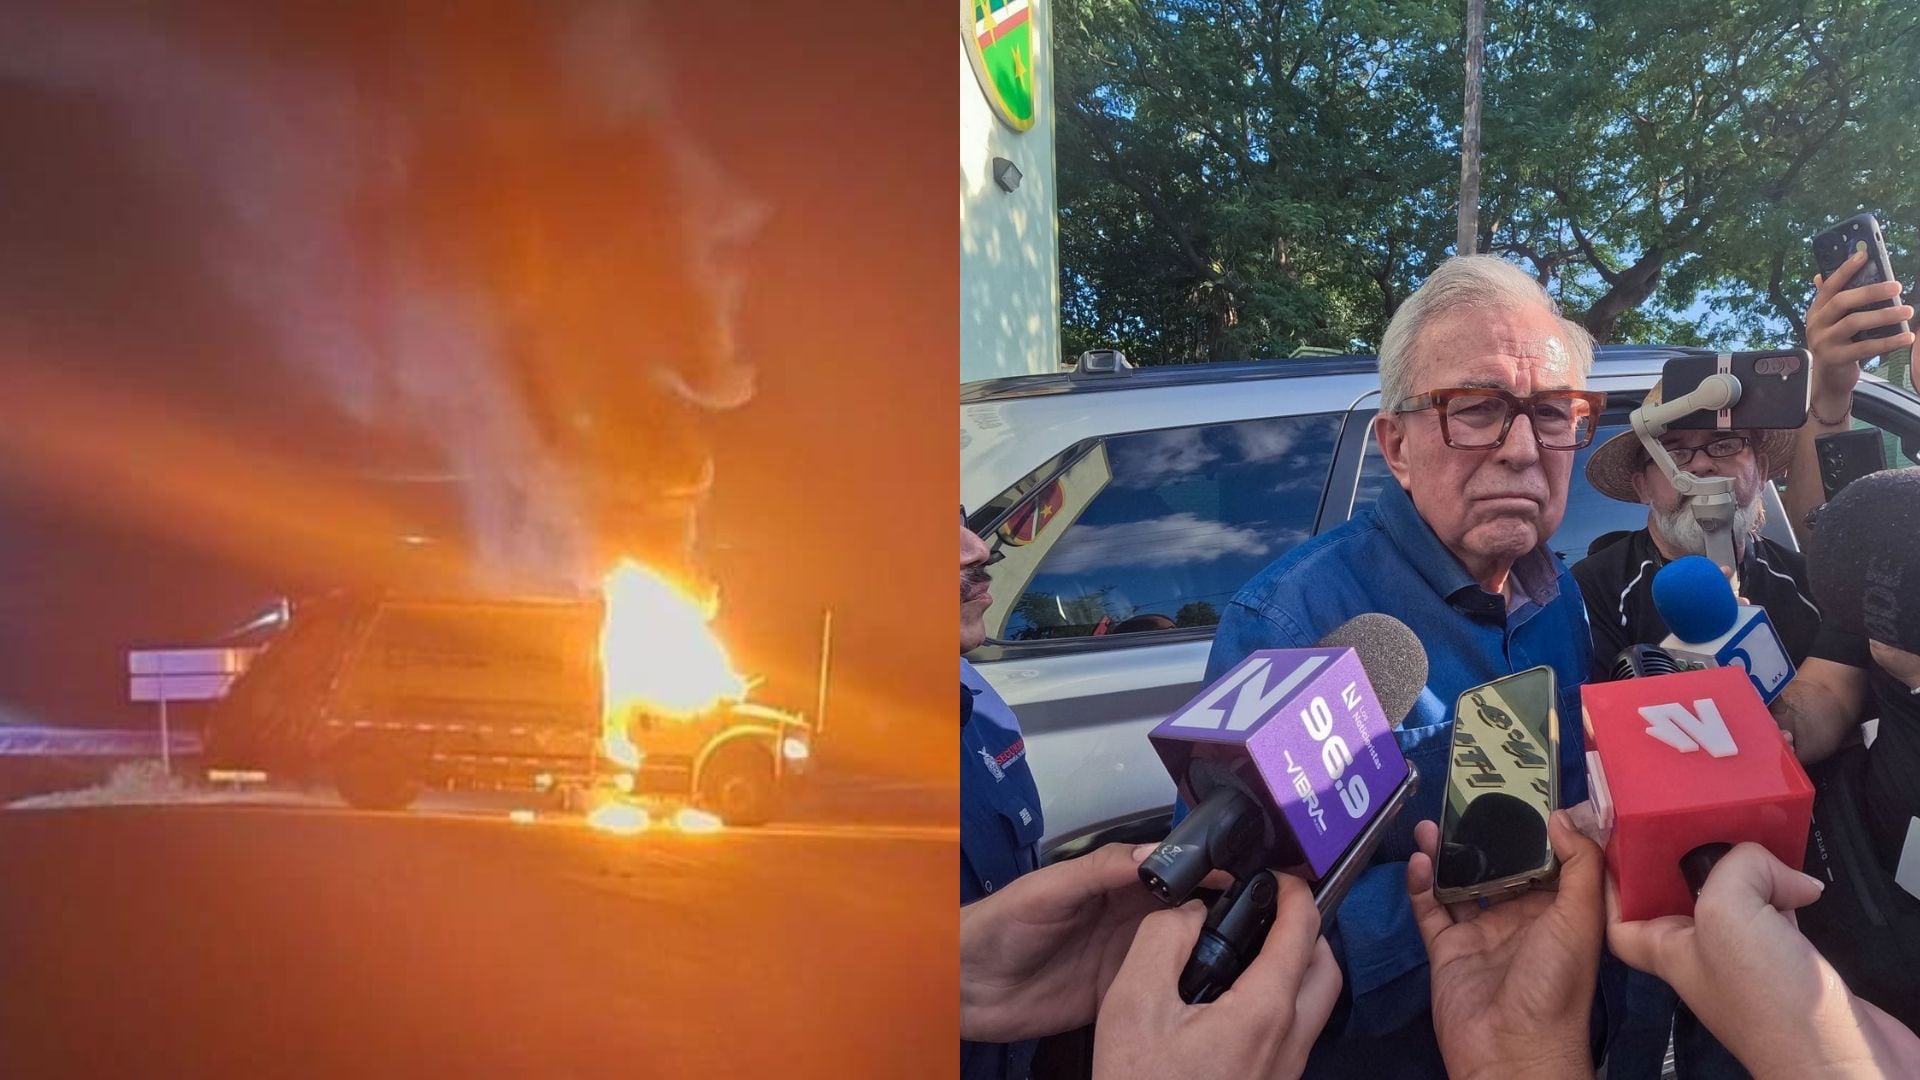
[1131,843,1155,862]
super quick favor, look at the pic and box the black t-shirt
[1571,529,1858,680]
[1861,657,1920,872]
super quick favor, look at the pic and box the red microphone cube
[1582,666,1813,921]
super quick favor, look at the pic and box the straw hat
[1585,379,1800,504]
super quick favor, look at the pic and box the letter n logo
[1169,654,1329,733]
[1637,699,1738,758]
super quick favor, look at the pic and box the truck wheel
[334,740,422,812]
[698,745,777,826]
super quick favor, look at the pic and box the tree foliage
[1058,0,1920,363]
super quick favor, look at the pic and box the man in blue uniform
[960,508,1046,1080]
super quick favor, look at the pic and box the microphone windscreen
[1315,613,1427,729]
[1652,556,1738,644]
[1809,468,1920,652]
[1613,644,1680,680]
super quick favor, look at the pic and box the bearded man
[1571,379,1821,677]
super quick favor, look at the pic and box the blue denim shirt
[1204,478,1591,1069]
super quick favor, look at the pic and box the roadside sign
[126,648,257,772]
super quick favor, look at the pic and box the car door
[966,402,1362,851]
[1830,373,1920,488]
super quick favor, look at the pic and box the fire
[597,559,747,763]
[586,802,651,835]
[604,738,643,772]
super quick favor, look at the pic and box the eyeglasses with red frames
[1392,387,1608,451]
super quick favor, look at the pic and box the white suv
[962,349,1920,857]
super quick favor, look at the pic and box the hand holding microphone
[1137,615,1427,1001]
[959,842,1217,1043]
[1583,659,1814,920]
[1094,872,1340,1080]
[1608,843,1920,1080]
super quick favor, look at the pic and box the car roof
[960,345,1696,403]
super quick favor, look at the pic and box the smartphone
[1310,762,1418,920]
[1816,429,1886,501]
[1434,667,1560,905]
[1812,214,1909,344]
[1662,350,1811,431]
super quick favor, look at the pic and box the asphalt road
[0,806,955,1078]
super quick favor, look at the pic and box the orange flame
[586,802,651,835]
[597,559,747,763]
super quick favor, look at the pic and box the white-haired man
[1201,255,1605,1077]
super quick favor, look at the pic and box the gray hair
[1376,255,1595,414]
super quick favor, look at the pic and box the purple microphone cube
[1149,647,1410,877]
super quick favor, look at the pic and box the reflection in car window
[984,414,1342,642]
[1354,415,1651,563]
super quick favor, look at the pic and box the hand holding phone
[1408,812,1606,1080]
[1811,214,1914,350]
[1812,213,1904,340]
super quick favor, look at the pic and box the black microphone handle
[1138,786,1264,905]
[1680,842,1733,897]
[1178,870,1280,1004]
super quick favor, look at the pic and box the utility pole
[1456,0,1486,255]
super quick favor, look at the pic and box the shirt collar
[961,659,983,726]
[1508,545,1563,609]
[1374,478,1561,614]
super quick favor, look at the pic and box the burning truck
[199,562,813,824]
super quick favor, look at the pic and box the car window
[1354,413,1652,563]
[981,413,1343,642]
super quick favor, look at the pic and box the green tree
[1477,0,1920,342]
[1057,0,1463,363]
[1009,587,1115,638]
[1057,0,1920,355]
[1174,600,1219,627]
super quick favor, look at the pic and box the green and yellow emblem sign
[963,0,1036,131]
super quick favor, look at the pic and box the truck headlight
[781,736,810,762]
